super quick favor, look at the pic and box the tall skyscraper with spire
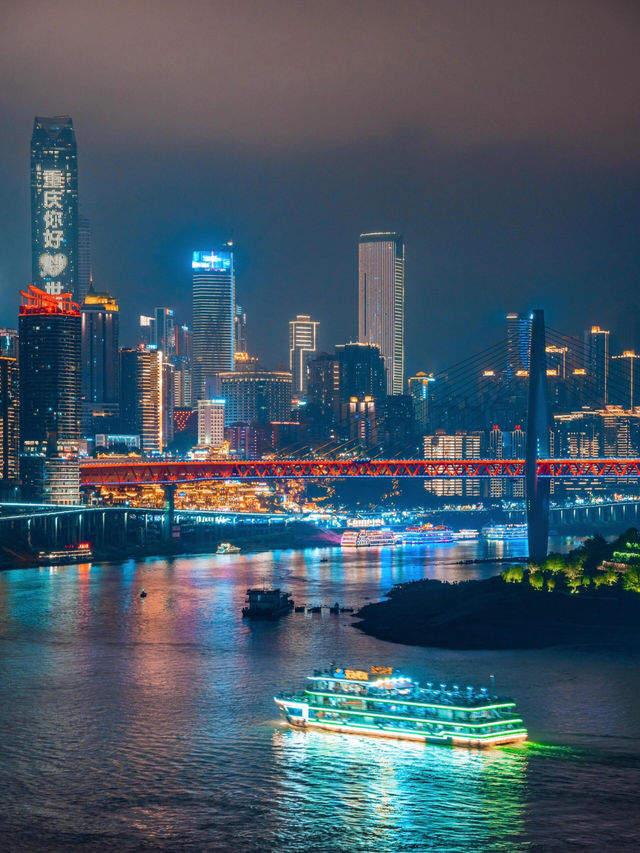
[31,116,79,299]
[358,232,404,395]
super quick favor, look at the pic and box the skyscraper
[154,307,175,354]
[584,326,610,406]
[0,356,20,487]
[77,214,92,304]
[31,116,79,299]
[289,314,319,396]
[192,248,235,400]
[198,399,226,447]
[506,313,531,380]
[119,348,164,453]
[335,343,386,406]
[81,288,120,434]
[234,305,247,355]
[19,286,81,503]
[358,232,404,395]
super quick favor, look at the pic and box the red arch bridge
[79,458,640,487]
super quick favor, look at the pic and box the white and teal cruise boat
[275,665,527,748]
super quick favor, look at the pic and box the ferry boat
[481,524,528,541]
[242,588,294,619]
[217,542,241,554]
[397,525,454,545]
[274,665,527,748]
[452,529,479,541]
[341,529,396,548]
[36,542,92,566]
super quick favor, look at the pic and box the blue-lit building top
[192,251,233,272]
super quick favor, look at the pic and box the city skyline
[1,4,639,375]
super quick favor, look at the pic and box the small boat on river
[242,588,294,619]
[217,542,241,554]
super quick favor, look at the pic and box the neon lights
[307,704,524,730]
[79,457,640,486]
[305,689,516,714]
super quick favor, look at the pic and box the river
[1,535,639,851]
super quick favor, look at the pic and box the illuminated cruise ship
[481,524,528,540]
[275,666,527,748]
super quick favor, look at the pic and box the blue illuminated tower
[192,247,235,400]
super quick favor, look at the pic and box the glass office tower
[358,232,404,396]
[31,116,79,299]
[289,314,319,396]
[192,248,235,400]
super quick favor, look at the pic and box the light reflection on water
[0,538,639,851]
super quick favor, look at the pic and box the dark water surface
[1,537,639,851]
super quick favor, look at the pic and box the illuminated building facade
[154,307,174,354]
[346,396,377,446]
[119,348,163,453]
[358,232,404,395]
[198,399,225,448]
[407,372,434,431]
[289,314,319,396]
[506,313,531,380]
[611,351,640,410]
[584,326,610,406]
[336,343,386,408]
[31,116,79,298]
[423,431,481,497]
[234,305,247,355]
[218,370,292,426]
[192,248,235,399]
[81,288,119,435]
[0,329,18,359]
[77,214,92,304]
[0,357,20,487]
[19,286,81,503]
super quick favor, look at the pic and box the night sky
[1,0,639,373]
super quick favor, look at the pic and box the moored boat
[242,588,294,619]
[217,542,241,554]
[275,665,527,748]
[36,542,92,565]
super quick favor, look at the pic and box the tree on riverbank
[501,528,640,594]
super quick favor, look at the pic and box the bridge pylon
[525,309,551,562]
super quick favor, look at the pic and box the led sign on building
[192,251,233,271]
[31,117,79,298]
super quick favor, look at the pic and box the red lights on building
[19,285,80,316]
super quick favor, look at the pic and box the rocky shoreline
[353,576,640,649]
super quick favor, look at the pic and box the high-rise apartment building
[0,357,20,487]
[154,307,174,354]
[336,343,386,406]
[584,326,610,406]
[611,351,640,410]
[407,372,434,432]
[506,313,531,380]
[234,305,247,355]
[289,314,319,397]
[81,288,119,434]
[19,286,81,503]
[77,214,92,304]
[198,399,226,448]
[358,232,404,395]
[31,116,79,299]
[423,431,481,497]
[119,348,164,454]
[192,248,235,400]
[218,370,292,426]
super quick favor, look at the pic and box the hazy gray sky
[1,0,639,369]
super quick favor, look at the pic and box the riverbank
[353,576,640,649]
